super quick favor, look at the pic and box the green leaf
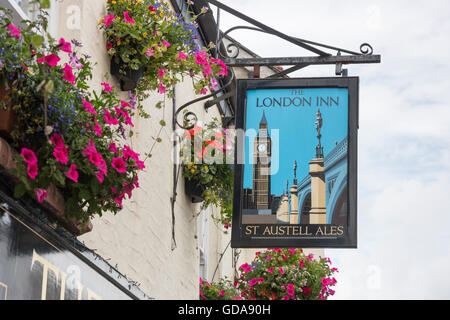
[45,80,54,93]
[41,0,51,9]
[53,170,66,187]
[31,34,45,48]
[79,188,91,201]
[14,183,27,199]
[90,177,100,195]
[159,120,166,127]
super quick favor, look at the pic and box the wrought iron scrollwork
[174,68,235,130]
[359,43,374,55]
[217,25,268,59]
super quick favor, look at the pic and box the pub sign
[231,77,358,248]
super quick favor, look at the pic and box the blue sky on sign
[217,0,450,299]
[243,88,348,196]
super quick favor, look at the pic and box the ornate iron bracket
[173,0,381,131]
[209,0,380,78]
[173,68,235,130]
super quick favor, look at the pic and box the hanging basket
[184,178,205,203]
[0,84,15,140]
[110,58,145,91]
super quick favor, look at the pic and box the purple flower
[70,54,84,69]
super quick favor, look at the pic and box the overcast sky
[214,0,450,299]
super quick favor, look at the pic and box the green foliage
[201,249,339,300]
[180,118,234,232]
[0,7,145,222]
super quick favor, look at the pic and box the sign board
[231,77,358,248]
[0,200,139,300]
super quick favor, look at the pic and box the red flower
[58,38,72,53]
[53,148,69,164]
[20,148,37,164]
[6,24,21,40]
[36,54,60,67]
[34,188,47,203]
[106,41,113,50]
[111,157,127,173]
[303,287,311,294]
[63,63,75,85]
[101,82,113,92]
[65,164,79,183]
[103,14,115,27]
[123,11,135,24]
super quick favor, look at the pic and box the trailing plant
[1,7,146,222]
[99,0,227,98]
[180,118,233,232]
[199,277,240,300]
[200,249,339,300]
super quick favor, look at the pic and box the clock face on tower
[257,143,267,153]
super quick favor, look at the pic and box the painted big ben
[253,112,272,210]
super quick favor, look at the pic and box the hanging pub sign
[231,77,358,248]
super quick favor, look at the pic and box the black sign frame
[231,77,358,248]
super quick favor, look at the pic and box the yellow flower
[204,165,208,171]
[190,169,195,174]
[143,32,147,38]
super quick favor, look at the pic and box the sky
[242,87,348,196]
[214,0,450,299]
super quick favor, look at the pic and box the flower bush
[200,249,338,300]
[180,118,234,232]
[1,8,146,222]
[100,0,227,95]
[199,277,239,300]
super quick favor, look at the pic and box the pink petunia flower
[27,163,38,180]
[101,82,113,92]
[63,64,75,85]
[108,143,119,154]
[6,24,21,40]
[145,47,155,57]
[65,164,79,183]
[82,98,97,115]
[123,11,135,24]
[120,100,132,109]
[103,14,115,27]
[95,171,104,184]
[176,51,187,60]
[34,188,47,203]
[278,267,285,275]
[111,157,127,173]
[36,54,60,67]
[103,110,119,125]
[93,119,103,137]
[89,151,104,167]
[53,148,69,164]
[158,69,166,78]
[58,38,72,53]
[20,148,37,165]
[158,82,166,94]
[162,40,170,48]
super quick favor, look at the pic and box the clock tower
[252,111,272,210]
